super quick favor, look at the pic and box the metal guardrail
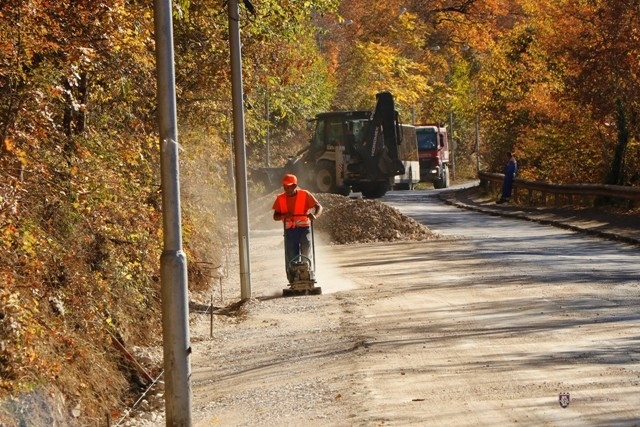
[478,171,640,205]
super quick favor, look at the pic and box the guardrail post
[479,176,489,193]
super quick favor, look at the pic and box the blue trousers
[284,227,311,282]
[284,227,311,262]
[501,175,514,200]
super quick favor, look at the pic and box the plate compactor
[282,224,322,297]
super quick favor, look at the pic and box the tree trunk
[606,98,629,186]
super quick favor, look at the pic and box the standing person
[343,122,356,154]
[497,152,517,204]
[273,174,323,282]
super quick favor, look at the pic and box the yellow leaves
[392,10,428,49]
[0,289,34,355]
[347,41,430,112]
[0,284,66,391]
[0,289,20,312]
[21,230,39,257]
[15,149,28,167]
[2,224,17,250]
[3,138,28,166]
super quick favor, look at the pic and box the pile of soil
[313,193,439,244]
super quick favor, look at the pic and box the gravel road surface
[123,186,640,426]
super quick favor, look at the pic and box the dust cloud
[248,227,357,297]
[312,233,358,294]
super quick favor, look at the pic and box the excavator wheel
[361,182,388,199]
[314,160,337,193]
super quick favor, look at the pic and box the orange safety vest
[276,190,312,229]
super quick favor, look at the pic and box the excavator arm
[358,91,405,178]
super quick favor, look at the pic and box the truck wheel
[433,168,446,189]
[408,166,414,190]
[314,161,336,193]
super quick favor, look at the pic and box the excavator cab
[286,92,406,198]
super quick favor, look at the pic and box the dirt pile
[250,191,439,244]
[314,193,439,244]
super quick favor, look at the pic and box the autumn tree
[4,0,640,422]
[329,0,431,120]
[0,0,167,421]
[549,0,640,185]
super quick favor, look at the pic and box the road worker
[272,174,323,283]
[497,151,517,204]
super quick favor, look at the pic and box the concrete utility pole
[228,0,252,299]
[153,0,192,424]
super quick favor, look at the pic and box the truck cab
[416,124,450,189]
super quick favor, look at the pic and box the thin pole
[228,0,252,299]
[311,223,316,272]
[449,111,455,180]
[265,90,270,167]
[474,80,481,174]
[153,0,192,424]
[475,113,480,173]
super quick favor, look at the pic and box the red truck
[416,124,450,188]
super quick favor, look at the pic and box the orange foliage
[3,0,640,422]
